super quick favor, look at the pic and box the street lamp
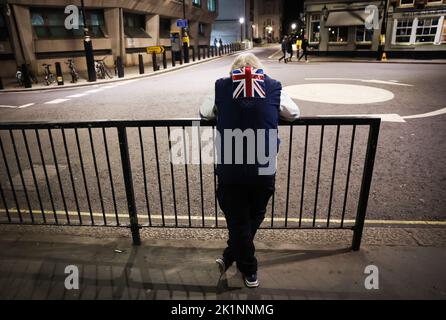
[322,5,329,21]
[239,17,245,42]
[81,0,96,82]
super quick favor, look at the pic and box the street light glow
[291,23,297,30]
[239,17,245,24]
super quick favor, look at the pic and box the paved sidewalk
[0,50,244,93]
[287,55,446,65]
[0,225,445,300]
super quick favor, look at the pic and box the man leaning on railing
[199,53,300,288]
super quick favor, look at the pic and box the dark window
[160,18,171,38]
[124,12,150,38]
[0,10,9,40]
[208,0,217,12]
[30,7,106,39]
[199,22,205,36]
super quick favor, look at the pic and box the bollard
[55,62,64,85]
[152,52,159,71]
[171,49,176,67]
[179,47,183,65]
[117,56,124,78]
[207,45,210,58]
[198,46,201,60]
[191,46,195,62]
[0,77,3,90]
[21,63,32,88]
[138,54,144,74]
[162,50,167,69]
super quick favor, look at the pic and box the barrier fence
[0,117,380,250]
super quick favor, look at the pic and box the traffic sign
[176,19,188,28]
[146,46,165,54]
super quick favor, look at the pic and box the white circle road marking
[284,83,394,104]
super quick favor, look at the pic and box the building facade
[0,0,218,77]
[210,0,283,45]
[304,0,446,58]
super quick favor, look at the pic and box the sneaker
[243,273,259,288]
[216,257,232,276]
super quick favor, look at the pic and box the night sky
[282,0,305,36]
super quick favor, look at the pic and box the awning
[325,10,369,27]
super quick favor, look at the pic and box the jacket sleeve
[199,89,217,120]
[279,90,300,121]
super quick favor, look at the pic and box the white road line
[84,89,104,93]
[268,48,283,59]
[402,107,446,119]
[317,114,406,123]
[0,104,17,108]
[44,98,70,104]
[18,103,35,109]
[305,78,412,86]
[66,93,88,98]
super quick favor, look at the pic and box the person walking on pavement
[214,38,218,49]
[298,36,309,62]
[200,53,300,288]
[286,37,293,62]
[219,38,223,55]
[278,36,288,63]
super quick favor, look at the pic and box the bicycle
[94,58,113,79]
[16,65,38,87]
[65,59,79,83]
[42,63,55,85]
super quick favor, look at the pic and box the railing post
[352,119,381,251]
[118,126,141,245]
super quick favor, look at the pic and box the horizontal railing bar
[0,117,381,129]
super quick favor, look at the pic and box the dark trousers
[217,183,275,275]
[298,49,308,61]
[278,50,287,62]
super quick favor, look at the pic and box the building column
[319,15,328,52]
[104,8,125,63]
[9,5,35,68]
[146,14,160,45]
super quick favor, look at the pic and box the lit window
[192,0,202,8]
[328,26,348,43]
[416,17,439,43]
[309,14,320,43]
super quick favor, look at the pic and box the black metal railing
[0,117,380,250]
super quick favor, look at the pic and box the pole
[377,0,389,61]
[81,0,96,81]
[182,0,190,63]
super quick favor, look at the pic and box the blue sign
[176,19,188,28]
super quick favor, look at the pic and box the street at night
[0,0,446,306]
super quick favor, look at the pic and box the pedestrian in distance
[219,38,223,55]
[298,35,309,63]
[214,38,218,49]
[278,36,288,63]
[200,53,300,288]
[286,37,293,62]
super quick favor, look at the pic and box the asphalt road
[0,46,445,224]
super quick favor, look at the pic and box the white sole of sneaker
[244,278,259,288]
